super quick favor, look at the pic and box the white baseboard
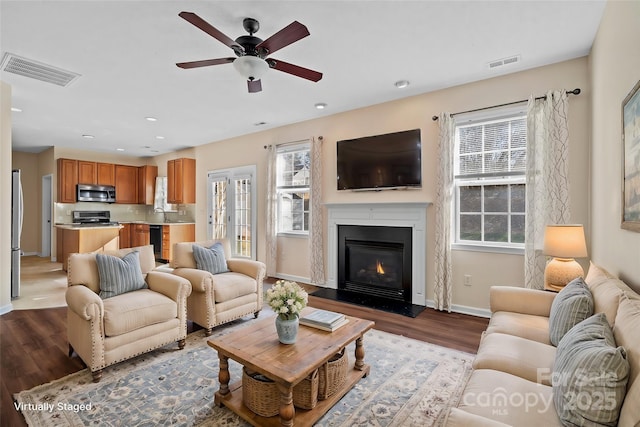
[0,303,14,315]
[426,299,491,318]
[272,273,311,285]
[22,251,38,257]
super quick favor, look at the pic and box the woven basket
[293,369,319,409]
[242,369,279,417]
[242,368,319,416]
[318,348,348,400]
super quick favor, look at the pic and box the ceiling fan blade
[176,57,235,69]
[248,79,262,93]
[268,58,323,82]
[256,21,309,55]
[179,11,243,52]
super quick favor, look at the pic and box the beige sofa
[66,245,192,382]
[171,239,266,336]
[445,263,640,426]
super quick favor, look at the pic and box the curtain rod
[431,88,581,121]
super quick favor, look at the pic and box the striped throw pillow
[553,313,629,426]
[193,243,229,275]
[549,277,594,346]
[96,251,147,299]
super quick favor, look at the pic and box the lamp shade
[233,55,268,81]
[543,225,588,259]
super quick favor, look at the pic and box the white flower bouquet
[266,280,308,321]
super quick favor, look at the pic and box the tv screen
[336,129,422,191]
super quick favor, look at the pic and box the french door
[207,166,256,259]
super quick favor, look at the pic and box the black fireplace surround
[337,225,412,303]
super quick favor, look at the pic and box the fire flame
[376,260,385,275]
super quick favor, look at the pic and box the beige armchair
[66,245,192,382]
[171,239,266,336]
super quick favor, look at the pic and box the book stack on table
[300,309,349,332]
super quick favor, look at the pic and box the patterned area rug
[14,317,473,427]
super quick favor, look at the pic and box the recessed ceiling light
[315,103,327,110]
[145,117,157,122]
[155,135,165,140]
[144,145,151,148]
[82,134,95,139]
[254,121,267,126]
[11,107,22,112]
[116,148,125,151]
[151,150,159,153]
[394,80,410,89]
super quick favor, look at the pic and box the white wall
[192,57,591,311]
[589,0,640,290]
[1,81,13,313]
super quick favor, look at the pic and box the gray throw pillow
[96,251,147,299]
[193,243,229,275]
[549,277,594,346]
[553,313,629,426]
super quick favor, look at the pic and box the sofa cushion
[193,242,229,275]
[103,289,177,336]
[96,251,147,299]
[457,369,561,426]
[585,261,617,286]
[553,313,629,426]
[473,332,556,385]
[486,311,551,345]
[212,272,257,303]
[548,277,593,346]
[613,293,640,426]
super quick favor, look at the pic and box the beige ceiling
[2,1,606,158]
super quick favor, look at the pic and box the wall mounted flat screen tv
[336,129,422,191]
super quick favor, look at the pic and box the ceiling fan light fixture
[233,55,268,81]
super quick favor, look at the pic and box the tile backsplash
[54,203,195,224]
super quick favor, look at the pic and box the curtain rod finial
[432,115,439,121]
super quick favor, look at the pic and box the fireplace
[338,225,412,303]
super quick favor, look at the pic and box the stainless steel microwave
[76,184,116,203]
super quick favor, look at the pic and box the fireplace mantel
[325,203,430,306]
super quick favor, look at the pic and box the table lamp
[543,224,588,292]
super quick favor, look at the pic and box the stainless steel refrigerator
[11,169,23,299]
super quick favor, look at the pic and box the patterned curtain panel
[309,136,325,285]
[525,90,571,289]
[434,113,454,311]
[265,145,278,278]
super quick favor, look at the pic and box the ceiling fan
[176,11,323,93]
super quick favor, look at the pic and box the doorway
[41,174,52,258]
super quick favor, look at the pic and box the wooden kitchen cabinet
[167,158,196,204]
[115,165,138,204]
[131,223,150,247]
[97,163,116,186]
[57,158,78,203]
[137,165,158,205]
[77,161,97,185]
[161,223,195,262]
[119,223,132,248]
[57,226,121,271]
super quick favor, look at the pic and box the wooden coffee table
[208,308,375,427]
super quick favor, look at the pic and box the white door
[41,174,52,257]
[207,166,256,259]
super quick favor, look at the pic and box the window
[207,166,256,259]
[454,111,526,250]
[276,143,310,235]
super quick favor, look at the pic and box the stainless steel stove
[72,210,119,227]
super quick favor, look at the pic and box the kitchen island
[55,224,122,271]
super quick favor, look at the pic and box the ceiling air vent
[487,55,521,70]
[0,52,80,87]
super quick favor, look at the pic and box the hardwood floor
[1,277,488,426]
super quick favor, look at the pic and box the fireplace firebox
[337,225,412,303]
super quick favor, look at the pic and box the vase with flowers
[266,280,308,344]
